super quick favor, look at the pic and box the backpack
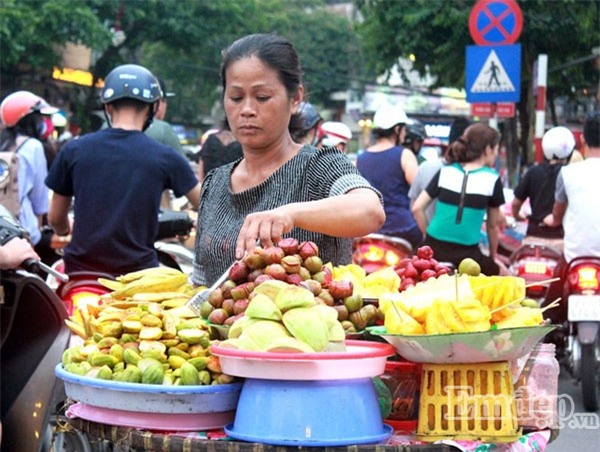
[0,138,28,217]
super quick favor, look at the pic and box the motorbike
[509,243,562,302]
[480,188,527,266]
[0,212,112,451]
[352,233,413,274]
[155,209,195,275]
[550,255,600,412]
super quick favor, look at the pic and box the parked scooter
[352,233,412,274]
[509,243,562,302]
[0,211,107,451]
[546,256,600,412]
[155,209,195,275]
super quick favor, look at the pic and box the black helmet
[297,102,322,131]
[100,64,161,105]
[403,119,427,146]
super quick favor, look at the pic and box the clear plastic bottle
[515,343,560,430]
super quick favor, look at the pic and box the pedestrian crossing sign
[466,44,521,103]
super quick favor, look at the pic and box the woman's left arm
[235,188,384,259]
[486,206,501,260]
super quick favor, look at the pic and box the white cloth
[555,158,600,262]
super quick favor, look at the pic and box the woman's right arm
[486,206,501,260]
[411,191,432,234]
[235,188,385,259]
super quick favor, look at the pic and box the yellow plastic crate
[416,362,521,443]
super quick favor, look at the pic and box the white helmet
[320,121,352,147]
[373,104,409,130]
[542,126,575,160]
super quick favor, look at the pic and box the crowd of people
[1,32,598,285]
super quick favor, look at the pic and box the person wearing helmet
[319,121,352,152]
[145,78,185,157]
[291,102,322,145]
[0,90,58,265]
[511,126,575,244]
[46,64,201,276]
[403,119,427,160]
[145,78,186,209]
[356,104,422,249]
[542,113,600,327]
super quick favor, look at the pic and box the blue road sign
[466,44,521,103]
[469,0,523,45]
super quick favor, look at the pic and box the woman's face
[485,143,499,167]
[223,56,301,152]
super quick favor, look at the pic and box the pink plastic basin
[210,339,395,380]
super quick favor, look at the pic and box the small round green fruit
[458,258,481,276]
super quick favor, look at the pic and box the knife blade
[186,261,236,315]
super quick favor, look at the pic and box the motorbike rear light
[523,262,549,275]
[363,244,385,263]
[65,288,106,316]
[568,265,600,291]
[384,250,401,267]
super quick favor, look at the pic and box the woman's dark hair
[220,33,306,138]
[445,122,501,164]
[372,125,404,141]
[0,111,43,151]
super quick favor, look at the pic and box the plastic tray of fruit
[210,339,395,380]
[55,364,242,413]
[66,402,236,431]
[367,325,556,363]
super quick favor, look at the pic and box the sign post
[534,55,548,163]
[466,0,523,129]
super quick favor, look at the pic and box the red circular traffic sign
[469,0,523,45]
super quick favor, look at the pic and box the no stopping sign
[469,0,523,45]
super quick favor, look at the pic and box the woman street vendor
[192,33,385,287]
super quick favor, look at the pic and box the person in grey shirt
[192,34,385,286]
[145,78,184,156]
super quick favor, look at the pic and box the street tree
[0,0,111,73]
[355,0,599,176]
[140,0,367,126]
[1,0,366,132]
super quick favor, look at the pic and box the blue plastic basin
[225,377,392,446]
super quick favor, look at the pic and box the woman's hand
[234,189,385,259]
[236,206,294,259]
[0,237,40,270]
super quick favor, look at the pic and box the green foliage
[140,0,365,124]
[355,0,599,168]
[356,0,598,97]
[0,0,111,71]
[1,0,367,129]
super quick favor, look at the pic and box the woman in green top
[411,123,508,276]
